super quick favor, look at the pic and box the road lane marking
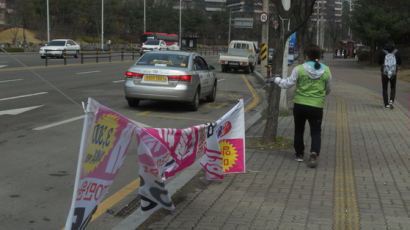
[0,59,135,72]
[76,70,101,75]
[0,105,44,116]
[90,178,141,222]
[0,79,23,84]
[34,116,150,131]
[0,92,48,101]
[334,98,359,230]
[113,80,125,83]
[241,74,259,112]
[33,115,85,130]
[0,65,7,68]
[137,110,151,116]
[138,113,214,122]
[205,102,229,109]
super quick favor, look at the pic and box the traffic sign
[273,20,279,30]
[260,12,268,23]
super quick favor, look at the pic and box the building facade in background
[0,0,7,25]
[310,0,351,49]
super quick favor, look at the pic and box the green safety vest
[293,65,330,108]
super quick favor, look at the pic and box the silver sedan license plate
[144,75,167,82]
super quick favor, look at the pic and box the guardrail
[42,47,227,67]
[43,49,139,67]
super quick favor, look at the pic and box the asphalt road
[0,53,263,230]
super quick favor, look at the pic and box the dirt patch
[398,68,410,82]
[0,27,42,44]
[246,136,293,151]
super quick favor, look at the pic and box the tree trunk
[262,0,316,143]
[370,39,376,65]
[262,25,286,143]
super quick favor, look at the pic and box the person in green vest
[274,44,332,168]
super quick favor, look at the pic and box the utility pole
[260,0,269,77]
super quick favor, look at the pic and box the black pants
[293,103,323,156]
[381,74,397,106]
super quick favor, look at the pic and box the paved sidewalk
[126,58,410,230]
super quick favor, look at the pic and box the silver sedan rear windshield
[48,41,66,46]
[136,53,189,68]
[144,40,160,45]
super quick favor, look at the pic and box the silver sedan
[124,51,217,111]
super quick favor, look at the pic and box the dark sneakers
[308,152,318,168]
[389,100,394,109]
[295,154,304,162]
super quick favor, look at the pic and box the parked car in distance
[140,39,167,55]
[219,40,258,73]
[39,39,80,59]
[167,42,181,51]
[268,48,275,64]
[124,51,217,111]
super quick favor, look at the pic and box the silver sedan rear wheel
[127,98,140,107]
[191,89,200,111]
[207,83,217,102]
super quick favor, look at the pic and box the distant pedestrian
[274,44,332,168]
[378,40,401,109]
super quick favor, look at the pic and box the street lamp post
[316,1,320,46]
[348,0,352,40]
[179,0,182,47]
[46,0,50,42]
[226,3,241,44]
[228,8,231,43]
[144,0,146,33]
[101,0,104,51]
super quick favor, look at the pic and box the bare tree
[262,0,316,142]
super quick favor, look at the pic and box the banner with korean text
[64,98,135,230]
[201,98,245,180]
[65,98,246,227]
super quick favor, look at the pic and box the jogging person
[378,40,402,109]
[274,44,332,168]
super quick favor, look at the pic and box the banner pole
[64,99,92,230]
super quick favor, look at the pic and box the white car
[140,40,167,55]
[167,42,181,51]
[39,39,81,59]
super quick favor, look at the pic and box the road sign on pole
[233,18,254,29]
[260,12,268,23]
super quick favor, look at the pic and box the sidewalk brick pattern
[137,58,410,230]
